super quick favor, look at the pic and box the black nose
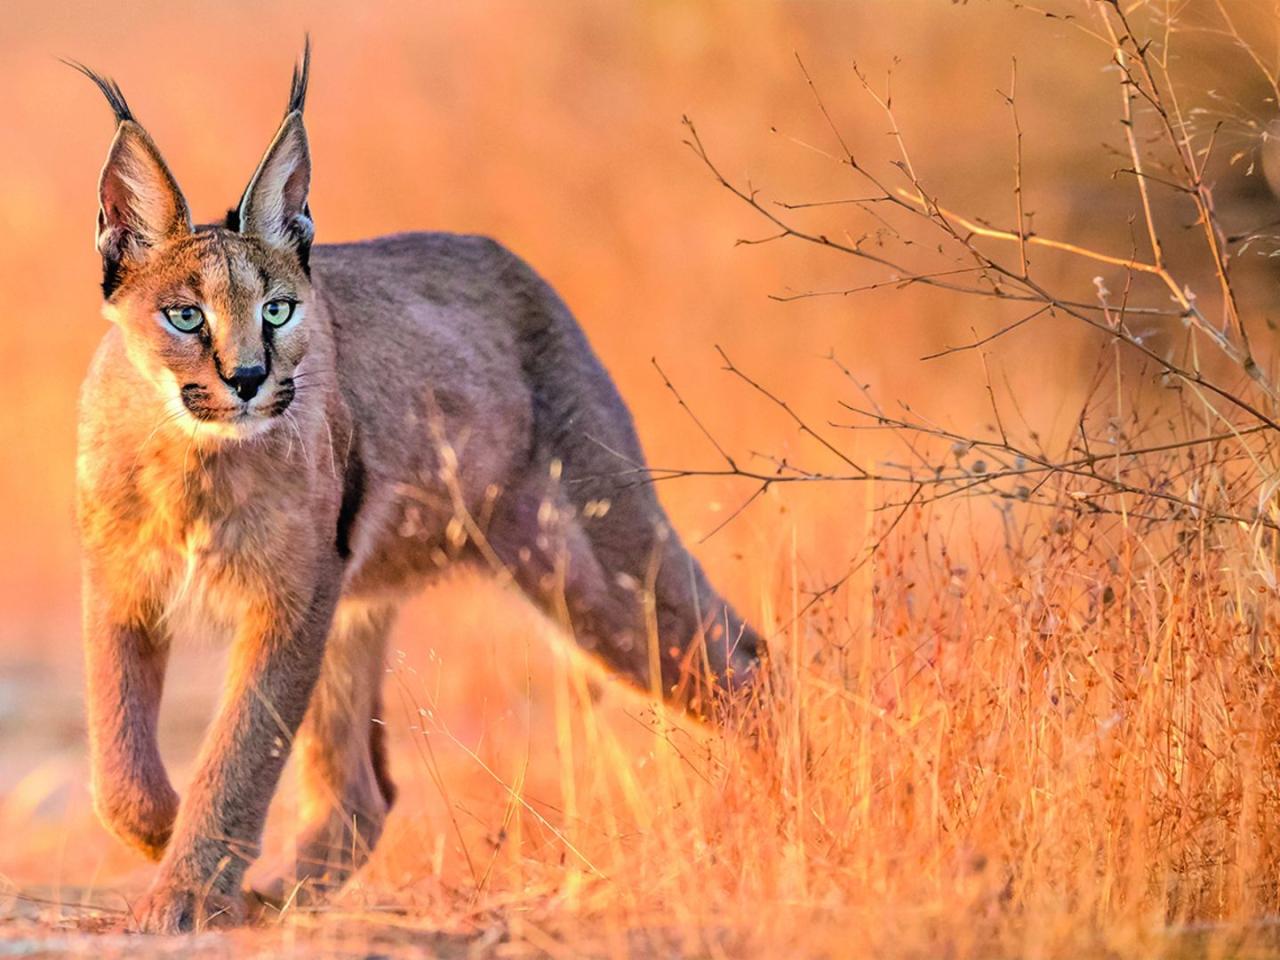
[225,365,268,402]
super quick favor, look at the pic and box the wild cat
[71,42,761,933]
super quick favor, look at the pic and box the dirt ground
[0,591,744,959]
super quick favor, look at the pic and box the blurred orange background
[1,0,1277,908]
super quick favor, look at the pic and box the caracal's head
[74,42,316,442]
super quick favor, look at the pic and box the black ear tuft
[233,40,314,269]
[224,207,241,231]
[287,35,311,115]
[63,60,134,124]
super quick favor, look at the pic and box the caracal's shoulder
[76,328,146,490]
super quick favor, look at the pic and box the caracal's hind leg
[482,460,763,712]
[254,601,395,907]
[483,478,651,682]
[502,258,764,706]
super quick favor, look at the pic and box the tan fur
[74,50,761,933]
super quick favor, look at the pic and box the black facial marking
[102,256,123,299]
[180,383,218,419]
[291,220,312,276]
[211,232,236,297]
[268,378,295,416]
[295,245,311,276]
[210,349,229,385]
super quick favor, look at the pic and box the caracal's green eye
[163,305,205,333]
[262,299,297,328]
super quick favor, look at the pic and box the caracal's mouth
[178,379,296,426]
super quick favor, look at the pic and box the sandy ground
[0,600,696,959]
[0,896,493,959]
[0,653,494,959]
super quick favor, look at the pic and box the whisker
[127,406,193,485]
[284,411,312,467]
[320,415,338,480]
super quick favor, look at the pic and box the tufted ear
[98,123,192,258]
[68,62,191,296]
[234,40,313,269]
[236,114,312,258]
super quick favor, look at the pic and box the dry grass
[5,1,1280,957]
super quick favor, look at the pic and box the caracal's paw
[94,780,180,862]
[251,807,385,912]
[129,879,246,934]
[251,864,338,913]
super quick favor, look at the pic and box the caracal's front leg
[131,562,342,934]
[83,574,178,861]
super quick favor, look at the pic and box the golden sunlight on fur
[4,1,1280,957]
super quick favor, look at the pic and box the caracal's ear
[234,38,313,270]
[66,62,192,296]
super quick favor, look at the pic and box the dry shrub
[341,3,1280,956]
[10,3,1280,958]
